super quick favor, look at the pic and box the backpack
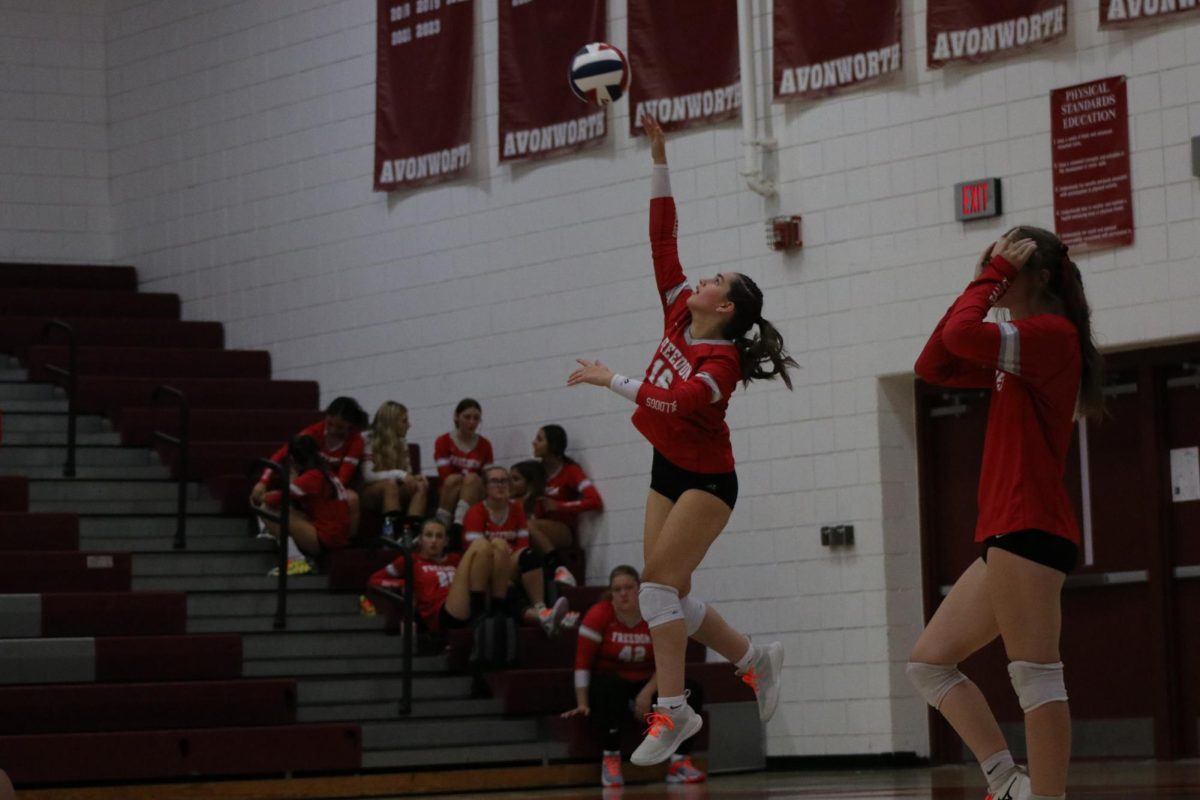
[470,612,518,671]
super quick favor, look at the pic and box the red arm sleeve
[368,555,407,589]
[260,441,288,484]
[650,193,689,312]
[479,438,494,473]
[462,503,487,546]
[914,306,997,389]
[337,432,364,484]
[941,255,1078,386]
[555,464,603,514]
[434,434,454,480]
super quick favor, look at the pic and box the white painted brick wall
[0,0,111,263]
[5,0,1195,760]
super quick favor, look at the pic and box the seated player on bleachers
[433,398,493,544]
[529,424,603,587]
[562,565,706,788]
[508,459,546,520]
[360,400,429,539]
[250,396,367,536]
[365,518,500,633]
[463,465,567,638]
[257,435,353,576]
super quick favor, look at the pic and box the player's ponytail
[289,434,338,493]
[725,274,797,389]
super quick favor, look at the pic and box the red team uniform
[630,171,742,474]
[367,552,462,632]
[915,253,1082,545]
[264,469,352,550]
[575,599,655,685]
[462,500,530,553]
[433,433,494,479]
[260,421,364,486]
[542,462,603,528]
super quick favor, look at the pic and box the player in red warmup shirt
[568,115,796,766]
[462,465,567,638]
[367,518,506,633]
[259,435,353,574]
[562,566,705,788]
[433,398,494,541]
[529,424,603,586]
[251,397,367,538]
[909,228,1105,800]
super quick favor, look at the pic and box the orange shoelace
[740,667,760,693]
[642,711,674,738]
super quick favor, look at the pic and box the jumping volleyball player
[910,229,1104,800]
[568,114,796,764]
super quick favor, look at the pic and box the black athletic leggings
[587,671,704,753]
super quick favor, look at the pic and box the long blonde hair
[370,401,410,472]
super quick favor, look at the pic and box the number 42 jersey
[575,599,655,685]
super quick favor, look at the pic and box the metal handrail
[40,320,78,478]
[151,385,190,550]
[252,458,291,630]
[375,527,417,715]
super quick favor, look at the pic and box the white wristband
[650,164,671,199]
[609,374,643,403]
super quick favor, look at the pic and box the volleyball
[569,42,630,107]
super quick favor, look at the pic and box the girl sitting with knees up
[509,459,547,520]
[530,424,603,586]
[258,434,353,576]
[360,401,429,540]
[365,518,505,632]
[433,398,494,543]
[562,565,705,788]
[462,465,567,638]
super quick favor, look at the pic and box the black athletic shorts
[650,449,738,510]
[981,529,1078,575]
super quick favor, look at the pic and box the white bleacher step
[360,740,568,770]
[188,614,384,634]
[298,674,474,704]
[81,516,248,539]
[0,368,28,381]
[2,426,115,442]
[363,717,539,751]
[245,656,413,677]
[0,382,58,401]
[298,697,505,723]
[242,630,429,661]
[0,412,108,434]
[31,499,226,514]
[0,445,157,468]
[131,551,274,578]
[28,479,210,502]
[84,534,263,553]
[133,573,329,592]
[15,465,171,480]
[187,589,361,618]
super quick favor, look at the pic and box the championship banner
[1051,77,1134,251]
[628,0,740,135]
[774,0,902,100]
[927,0,1067,69]
[1101,0,1200,27]
[498,0,606,163]
[374,0,473,191]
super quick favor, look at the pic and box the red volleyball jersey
[368,552,462,632]
[575,599,654,685]
[542,461,603,527]
[264,468,352,549]
[629,187,742,473]
[433,433,494,479]
[462,500,529,552]
[915,254,1082,544]
[260,421,364,485]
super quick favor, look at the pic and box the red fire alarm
[766,215,802,251]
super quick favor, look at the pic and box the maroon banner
[927,1,1067,69]
[1101,0,1200,27]
[374,0,473,191]
[498,0,606,163]
[628,0,739,135]
[1051,76,1134,252]
[774,0,902,100]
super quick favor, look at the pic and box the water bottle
[382,516,395,541]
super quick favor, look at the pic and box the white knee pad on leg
[1008,661,1067,712]
[906,662,968,709]
[679,594,706,636]
[638,582,683,629]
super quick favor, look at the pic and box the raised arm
[644,114,689,312]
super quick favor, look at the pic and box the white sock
[286,538,304,562]
[670,753,686,763]
[434,507,452,526]
[603,749,620,757]
[453,499,470,524]
[657,694,686,710]
[981,749,1016,795]
[734,641,758,671]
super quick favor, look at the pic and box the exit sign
[954,178,1002,221]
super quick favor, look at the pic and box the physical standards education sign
[1050,76,1134,251]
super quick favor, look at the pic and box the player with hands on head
[910,227,1104,800]
[568,112,797,766]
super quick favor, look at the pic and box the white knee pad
[638,582,683,629]
[1008,661,1067,712]
[679,594,706,636]
[906,662,968,709]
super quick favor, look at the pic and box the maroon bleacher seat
[157,440,282,482]
[42,592,187,637]
[0,264,137,292]
[0,317,224,360]
[0,551,131,592]
[27,346,271,382]
[94,634,242,682]
[0,289,180,319]
[74,376,319,417]
[0,477,29,512]
[0,513,78,551]
[116,407,321,447]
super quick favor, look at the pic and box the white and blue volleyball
[569,42,630,107]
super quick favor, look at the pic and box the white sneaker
[737,640,784,722]
[629,701,702,766]
[986,767,1031,800]
[553,565,577,587]
[537,596,569,637]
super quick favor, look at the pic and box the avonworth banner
[628,0,740,135]
[927,0,1067,69]
[374,0,473,191]
[498,0,605,163]
[1101,0,1200,27]
[774,0,902,100]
